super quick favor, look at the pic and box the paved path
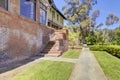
[69,48,107,80]
[41,57,78,63]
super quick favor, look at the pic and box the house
[0,0,68,66]
[38,0,66,29]
[47,0,66,29]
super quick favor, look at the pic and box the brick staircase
[41,41,62,57]
[39,29,68,57]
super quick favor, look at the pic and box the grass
[93,51,120,80]
[62,50,80,58]
[12,61,73,80]
[69,45,82,49]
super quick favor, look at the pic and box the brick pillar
[36,0,40,23]
[9,0,20,15]
[55,39,60,50]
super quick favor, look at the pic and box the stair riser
[41,41,61,56]
[42,48,58,51]
[42,51,59,53]
[41,52,61,54]
[37,54,60,57]
[44,46,57,48]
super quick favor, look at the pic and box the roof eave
[48,0,66,20]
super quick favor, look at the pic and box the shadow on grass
[0,53,45,74]
[0,41,56,74]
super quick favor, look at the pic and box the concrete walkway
[41,57,78,63]
[69,48,107,80]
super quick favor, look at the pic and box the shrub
[89,45,106,51]
[89,45,120,58]
[105,46,120,58]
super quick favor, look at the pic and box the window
[61,20,63,24]
[52,11,55,19]
[60,17,63,24]
[57,15,59,21]
[20,0,36,20]
[0,0,8,10]
[40,9,46,25]
[40,2,47,25]
[50,8,51,12]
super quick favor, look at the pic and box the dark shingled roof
[48,0,66,19]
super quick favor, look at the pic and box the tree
[95,30,103,43]
[105,14,119,42]
[85,36,96,45]
[112,26,120,45]
[62,0,98,43]
[106,14,119,27]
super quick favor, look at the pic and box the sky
[54,0,120,29]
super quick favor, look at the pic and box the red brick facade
[0,0,68,65]
[0,0,54,64]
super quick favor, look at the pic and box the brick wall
[0,0,54,64]
[0,0,68,65]
[54,29,69,53]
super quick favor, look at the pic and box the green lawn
[93,51,120,80]
[12,61,73,80]
[62,50,80,58]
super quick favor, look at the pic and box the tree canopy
[62,0,99,43]
[106,14,119,27]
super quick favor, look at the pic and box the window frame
[0,0,8,10]
[52,11,55,19]
[20,0,36,21]
[40,2,47,25]
[57,14,59,21]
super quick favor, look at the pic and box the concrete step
[42,51,60,53]
[40,53,61,57]
[45,45,54,47]
[43,48,55,50]
[42,49,58,52]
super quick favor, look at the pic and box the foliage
[104,14,119,43]
[106,14,119,27]
[63,0,119,45]
[62,50,81,58]
[94,30,104,43]
[85,36,96,45]
[89,45,120,58]
[63,0,98,43]
[69,31,79,40]
[69,31,79,46]
[94,26,120,45]
[13,61,73,80]
[93,51,120,80]
[105,45,120,58]
[112,26,120,45]
[89,45,106,51]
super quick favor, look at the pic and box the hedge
[89,45,120,58]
